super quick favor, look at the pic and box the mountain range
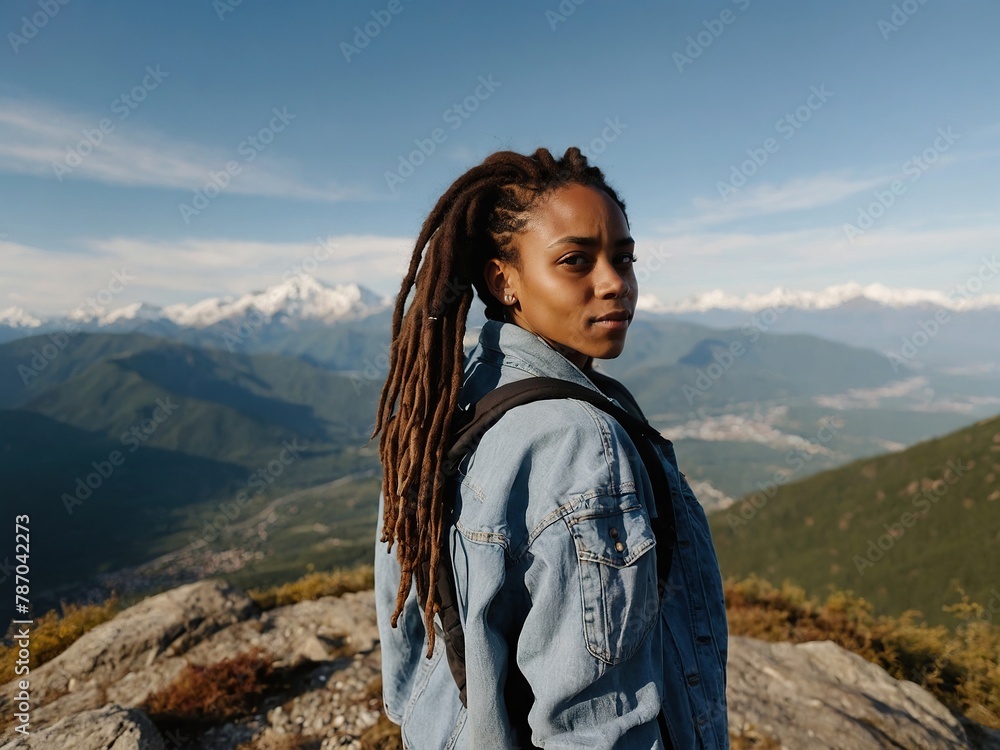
[2,275,997,606]
[4,277,999,368]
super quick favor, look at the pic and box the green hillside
[599,328,900,416]
[0,334,383,605]
[709,412,1000,626]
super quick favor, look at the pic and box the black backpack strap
[438,376,678,722]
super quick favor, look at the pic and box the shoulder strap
[438,376,678,714]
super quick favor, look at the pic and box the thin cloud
[662,172,890,232]
[0,96,365,201]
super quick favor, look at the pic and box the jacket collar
[459,319,608,408]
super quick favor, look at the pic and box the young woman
[372,147,729,749]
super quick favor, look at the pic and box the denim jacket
[375,320,729,749]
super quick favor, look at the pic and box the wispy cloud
[0,96,366,201]
[661,172,891,232]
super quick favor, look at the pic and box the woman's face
[486,183,638,370]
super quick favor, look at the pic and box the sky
[2,0,999,317]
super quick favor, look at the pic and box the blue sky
[2,0,999,316]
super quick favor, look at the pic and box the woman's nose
[596,257,633,298]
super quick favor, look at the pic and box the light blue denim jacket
[375,320,729,749]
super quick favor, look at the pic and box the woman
[371,147,729,748]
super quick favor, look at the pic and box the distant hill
[708,412,1000,626]
[0,333,382,604]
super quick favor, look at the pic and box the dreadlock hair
[370,145,630,656]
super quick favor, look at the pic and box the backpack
[437,372,679,737]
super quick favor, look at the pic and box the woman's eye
[619,253,638,264]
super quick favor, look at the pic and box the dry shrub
[725,575,1000,730]
[729,723,782,749]
[0,597,121,683]
[142,646,274,729]
[249,565,374,610]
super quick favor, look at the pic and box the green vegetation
[710,412,1000,627]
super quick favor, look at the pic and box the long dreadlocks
[370,146,629,655]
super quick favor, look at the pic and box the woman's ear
[483,258,518,308]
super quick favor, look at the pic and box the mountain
[1,276,392,339]
[642,281,1000,368]
[708,411,1000,626]
[0,332,382,604]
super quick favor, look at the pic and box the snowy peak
[0,306,42,328]
[640,281,1000,314]
[161,277,392,328]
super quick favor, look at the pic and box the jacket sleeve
[454,401,667,749]
[373,487,425,726]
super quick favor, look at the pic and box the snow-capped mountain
[159,276,390,329]
[637,281,1000,314]
[0,306,42,328]
[637,281,1000,368]
[3,277,393,338]
[4,278,998,368]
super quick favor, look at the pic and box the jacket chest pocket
[565,496,660,666]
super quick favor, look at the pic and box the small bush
[142,646,274,729]
[0,597,121,683]
[249,565,374,610]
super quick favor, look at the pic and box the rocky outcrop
[1,705,165,750]
[0,583,986,749]
[727,636,969,749]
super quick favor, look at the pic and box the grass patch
[0,597,122,682]
[248,564,374,610]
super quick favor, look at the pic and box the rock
[0,583,986,750]
[727,635,971,749]
[0,580,257,710]
[0,704,164,750]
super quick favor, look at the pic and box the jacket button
[609,527,619,539]
[686,672,700,686]
[696,635,711,645]
[678,539,691,548]
[614,541,625,553]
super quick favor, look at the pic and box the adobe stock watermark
[61,397,181,515]
[843,126,959,243]
[682,297,791,404]
[384,74,502,192]
[578,117,628,160]
[177,107,296,224]
[853,457,970,575]
[222,237,341,352]
[546,0,586,31]
[8,0,71,54]
[188,439,305,546]
[725,417,840,532]
[51,65,169,182]
[887,254,999,372]
[340,0,407,62]
[673,0,751,73]
[717,85,832,200]
[17,267,135,386]
[877,0,932,41]
[213,0,245,21]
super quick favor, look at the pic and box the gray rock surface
[727,635,970,748]
[0,704,165,750]
[0,582,988,749]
